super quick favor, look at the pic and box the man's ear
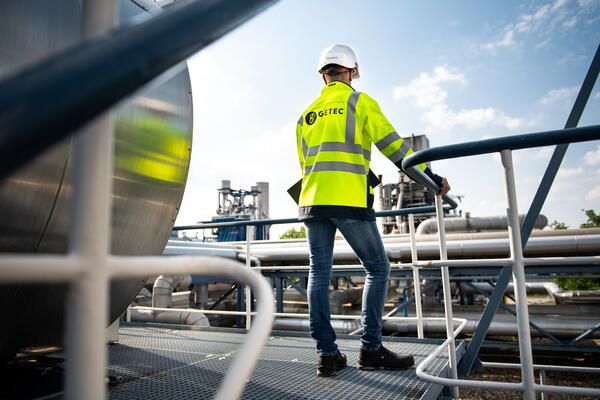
[322,73,327,85]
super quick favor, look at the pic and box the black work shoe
[317,350,347,377]
[357,345,414,370]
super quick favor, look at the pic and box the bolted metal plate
[108,326,461,400]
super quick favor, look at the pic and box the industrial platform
[107,324,463,399]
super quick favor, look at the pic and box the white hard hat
[318,44,360,80]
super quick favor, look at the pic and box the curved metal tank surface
[0,0,193,357]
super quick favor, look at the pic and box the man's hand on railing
[440,178,451,196]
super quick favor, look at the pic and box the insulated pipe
[273,318,361,334]
[544,282,600,304]
[136,290,191,308]
[163,246,240,257]
[382,318,600,338]
[242,228,600,248]
[164,244,262,266]
[416,214,548,235]
[329,287,363,314]
[152,275,192,308]
[250,234,600,264]
[459,282,548,295]
[167,240,240,249]
[271,316,600,338]
[130,308,210,327]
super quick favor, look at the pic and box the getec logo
[305,108,344,126]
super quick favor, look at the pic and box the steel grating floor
[108,324,463,400]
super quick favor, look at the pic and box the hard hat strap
[322,65,351,75]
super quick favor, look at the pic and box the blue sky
[177,0,600,237]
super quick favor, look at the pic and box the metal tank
[0,0,193,357]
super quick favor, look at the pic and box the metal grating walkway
[108,324,463,400]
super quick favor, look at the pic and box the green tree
[549,220,568,230]
[279,226,306,239]
[556,276,600,291]
[580,209,600,228]
[554,209,600,290]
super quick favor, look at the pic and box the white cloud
[587,15,600,24]
[594,91,600,99]
[482,0,580,55]
[585,184,600,200]
[584,145,600,165]
[393,67,466,108]
[395,66,533,131]
[533,146,555,160]
[177,50,302,228]
[578,0,598,8]
[563,16,578,27]
[540,85,580,104]
[557,167,584,178]
[536,38,552,48]
[422,104,526,130]
[480,30,516,55]
[553,0,570,11]
[516,4,552,33]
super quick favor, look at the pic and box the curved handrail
[402,125,600,170]
[403,166,459,209]
[0,0,278,179]
[109,255,275,400]
[416,316,600,396]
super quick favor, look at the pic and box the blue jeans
[304,218,390,355]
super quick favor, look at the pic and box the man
[295,44,450,377]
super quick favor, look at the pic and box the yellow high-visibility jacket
[296,81,438,220]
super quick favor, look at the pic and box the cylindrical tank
[0,0,193,358]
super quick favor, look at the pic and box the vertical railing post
[540,369,547,400]
[246,225,252,330]
[501,150,536,400]
[63,2,116,400]
[408,214,424,339]
[435,195,458,398]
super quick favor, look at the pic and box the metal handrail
[404,167,459,209]
[402,129,600,398]
[0,0,278,179]
[110,256,275,400]
[401,125,600,171]
[173,205,453,230]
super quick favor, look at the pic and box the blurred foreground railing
[0,1,279,399]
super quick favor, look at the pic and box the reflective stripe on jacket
[296,81,427,220]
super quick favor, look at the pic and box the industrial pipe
[271,316,599,338]
[544,282,600,304]
[416,214,548,235]
[273,318,361,334]
[152,275,192,308]
[458,282,548,296]
[249,234,600,263]
[164,243,261,266]
[329,287,363,314]
[130,308,210,327]
[382,318,599,338]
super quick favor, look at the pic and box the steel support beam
[464,282,563,345]
[275,277,284,313]
[569,322,600,345]
[283,277,308,299]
